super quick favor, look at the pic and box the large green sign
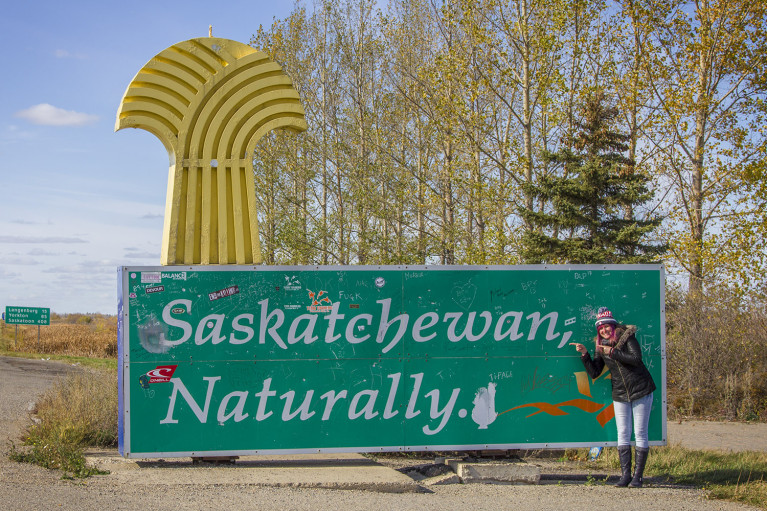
[117,265,666,458]
[4,306,50,325]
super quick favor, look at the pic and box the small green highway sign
[4,306,50,325]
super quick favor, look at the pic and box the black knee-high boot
[615,446,632,487]
[630,447,649,488]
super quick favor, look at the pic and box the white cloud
[15,104,98,127]
[54,49,87,59]
[42,265,102,275]
[124,250,159,259]
[26,248,59,256]
[0,257,40,265]
[0,235,88,244]
[0,124,35,144]
[0,267,22,280]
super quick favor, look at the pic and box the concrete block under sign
[447,460,540,485]
[422,472,462,486]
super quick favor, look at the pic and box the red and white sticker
[145,365,178,383]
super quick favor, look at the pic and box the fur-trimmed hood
[595,324,637,349]
[614,324,637,350]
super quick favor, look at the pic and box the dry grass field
[0,314,117,359]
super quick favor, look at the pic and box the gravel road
[0,356,760,511]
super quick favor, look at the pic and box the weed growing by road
[10,368,117,478]
[649,446,767,509]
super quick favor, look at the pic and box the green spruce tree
[519,92,665,264]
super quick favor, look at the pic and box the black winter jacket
[580,324,656,403]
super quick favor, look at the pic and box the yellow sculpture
[116,38,307,265]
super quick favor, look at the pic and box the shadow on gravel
[134,457,385,469]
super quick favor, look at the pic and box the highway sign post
[4,306,50,350]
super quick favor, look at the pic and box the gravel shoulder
[0,356,762,511]
[667,420,767,452]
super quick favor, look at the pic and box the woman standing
[571,307,656,488]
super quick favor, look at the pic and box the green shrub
[666,285,767,420]
[11,369,117,478]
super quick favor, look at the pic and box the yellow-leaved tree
[643,0,767,296]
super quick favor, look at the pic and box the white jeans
[613,393,653,448]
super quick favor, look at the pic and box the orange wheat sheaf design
[499,368,615,427]
[307,290,332,306]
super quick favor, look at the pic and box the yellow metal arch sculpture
[116,38,307,265]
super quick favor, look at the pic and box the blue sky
[0,0,295,314]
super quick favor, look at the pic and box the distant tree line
[250,0,767,300]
